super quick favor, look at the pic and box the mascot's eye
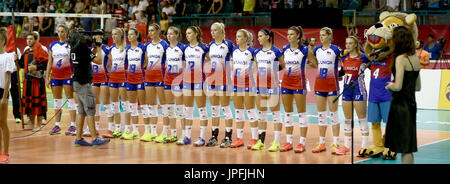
[389,23,399,29]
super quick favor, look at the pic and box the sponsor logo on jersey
[327,51,332,55]
[295,52,299,55]
[286,60,300,64]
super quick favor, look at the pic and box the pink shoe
[0,154,10,164]
[335,146,350,155]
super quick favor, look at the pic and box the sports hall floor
[5,93,450,164]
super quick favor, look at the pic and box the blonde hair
[211,22,226,42]
[347,35,361,56]
[57,24,69,34]
[237,29,253,46]
[320,27,333,36]
[112,28,126,52]
[167,26,182,42]
[0,27,7,47]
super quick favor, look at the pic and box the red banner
[6,26,15,53]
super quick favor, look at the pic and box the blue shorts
[281,88,306,95]
[92,82,108,87]
[315,91,338,97]
[108,82,126,88]
[145,82,164,87]
[256,87,280,95]
[233,86,254,93]
[207,84,227,92]
[183,82,203,91]
[368,101,391,123]
[164,84,183,92]
[342,83,367,101]
[50,79,73,87]
[126,82,145,91]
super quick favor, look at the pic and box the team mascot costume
[363,11,418,159]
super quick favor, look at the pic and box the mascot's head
[364,11,418,60]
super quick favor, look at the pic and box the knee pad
[95,104,101,116]
[141,105,150,118]
[130,103,138,116]
[184,106,194,120]
[235,109,245,122]
[113,102,121,114]
[211,105,220,118]
[344,119,352,134]
[67,98,76,110]
[258,111,267,122]
[247,109,257,123]
[298,112,308,128]
[272,111,281,124]
[54,99,63,110]
[148,105,158,117]
[318,111,327,127]
[162,104,170,117]
[284,112,294,127]
[330,111,339,126]
[121,101,128,113]
[105,104,114,118]
[222,106,233,120]
[198,107,208,121]
[167,104,176,118]
[176,105,184,117]
[359,118,369,134]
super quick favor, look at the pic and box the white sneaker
[193,137,206,147]
[41,119,47,125]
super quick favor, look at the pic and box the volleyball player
[279,26,314,153]
[309,27,342,154]
[229,29,258,148]
[142,24,169,142]
[102,28,130,138]
[335,36,370,156]
[83,32,110,137]
[122,28,146,140]
[252,29,283,151]
[45,24,77,136]
[178,26,208,146]
[204,22,234,148]
[164,26,186,143]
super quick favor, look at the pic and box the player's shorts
[145,82,164,87]
[183,82,203,91]
[108,82,126,88]
[256,87,280,95]
[315,91,338,97]
[281,88,306,95]
[233,86,254,93]
[207,84,228,92]
[342,83,367,101]
[164,84,183,92]
[126,82,145,91]
[92,82,108,88]
[368,101,391,123]
[50,79,72,87]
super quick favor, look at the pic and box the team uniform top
[164,42,186,86]
[183,42,209,83]
[145,40,169,83]
[206,39,234,86]
[109,44,130,83]
[91,45,110,84]
[281,44,308,90]
[254,46,282,88]
[232,46,256,88]
[369,56,392,102]
[49,40,72,79]
[126,42,146,84]
[0,52,16,89]
[313,44,341,92]
[342,53,369,86]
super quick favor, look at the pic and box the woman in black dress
[385,26,421,164]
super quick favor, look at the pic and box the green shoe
[176,136,185,145]
[164,135,178,143]
[268,141,280,152]
[121,130,131,139]
[251,140,265,150]
[112,130,122,138]
[123,131,139,140]
[140,132,152,142]
[131,132,140,139]
[155,134,167,143]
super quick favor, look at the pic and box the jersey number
[235,68,241,78]
[258,67,267,77]
[147,61,154,70]
[287,67,292,76]
[344,74,352,85]
[319,68,328,79]
[56,59,63,70]
[129,64,136,74]
[188,61,195,71]
[112,63,118,72]
[211,61,217,72]
[373,68,380,79]
[168,65,179,74]
[93,65,99,74]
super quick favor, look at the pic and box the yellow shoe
[112,130,122,138]
[163,135,178,143]
[331,144,339,155]
[140,132,153,142]
[155,134,167,143]
[251,140,265,150]
[131,132,140,139]
[121,130,131,139]
[268,142,280,152]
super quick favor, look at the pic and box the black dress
[384,56,420,153]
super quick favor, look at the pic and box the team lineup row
[40,22,393,156]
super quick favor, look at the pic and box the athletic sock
[361,136,368,148]
[273,131,281,143]
[162,125,168,136]
[133,124,139,133]
[200,126,207,139]
[108,123,114,131]
[300,137,306,145]
[333,136,339,145]
[344,136,351,148]
[237,129,244,139]
[144,124,150,134]
[151,124,157,135]
[185,126,192,138]
[319,136,326,144]
[286,134,293,144]
[251,127,258,140]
